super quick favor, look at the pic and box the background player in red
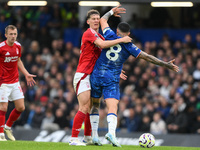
[0,25,36,141]
[69,9,131,146]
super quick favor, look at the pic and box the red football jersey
[0,41,21,85]
[76,28,105,74]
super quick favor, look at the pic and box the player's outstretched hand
[25,74,36,86]
[120,70,127,80]
[112,5,126,17]
[167,59,179,72]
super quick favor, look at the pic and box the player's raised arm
[100,5,126,31]
[95,5,131,49]
[138,51,179,72]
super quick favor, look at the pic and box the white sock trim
[5,125,11,130]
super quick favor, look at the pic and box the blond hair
[5,25,17,34]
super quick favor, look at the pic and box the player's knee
[0,103,8,112]
[16,106,25,112]
[91,98,100,108]
[91,106,99,114]
[79,105,90,114]
[92,102,100,108]
[0,107,7,112]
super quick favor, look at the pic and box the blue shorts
[90,75,120,100]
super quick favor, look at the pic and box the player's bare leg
[4,98,24,141]
[70,90,91,146]
[14,99,25,112]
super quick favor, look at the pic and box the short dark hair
[5,25,17,34]
[87,9,100,20]
[117,22,130,33]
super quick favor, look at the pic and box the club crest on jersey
[16,48,19,54]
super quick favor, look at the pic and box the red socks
[0,110,6,133]
[72,111,86,137]
[6,108,21,127]
[84,113,91,136]
[0,109,21,133]
[71,112,92,137]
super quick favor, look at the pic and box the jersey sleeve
[0,47,2,56]
[18,44,22,57]
[0,42,5,56]
[128,43,142,58]
[83,29,100,44]
[103,27,118,40]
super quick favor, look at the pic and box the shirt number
[106,44,122,61]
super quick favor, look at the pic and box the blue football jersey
[92,27,141,83]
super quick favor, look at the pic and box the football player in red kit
[69,8,131,146]
[0,25,36,141]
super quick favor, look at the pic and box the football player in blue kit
[89,6,179,147]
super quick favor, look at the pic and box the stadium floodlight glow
[7,1,47,6]
[151,1,193,7]
[79,1,120,6]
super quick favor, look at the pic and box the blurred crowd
[1,3,200,135]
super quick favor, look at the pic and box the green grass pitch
[0,141,200,150]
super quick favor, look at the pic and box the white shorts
[0,82,24,102]
[73,73,91,95]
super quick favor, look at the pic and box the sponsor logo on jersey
[4,56,18,62]
[5,52,10,56]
